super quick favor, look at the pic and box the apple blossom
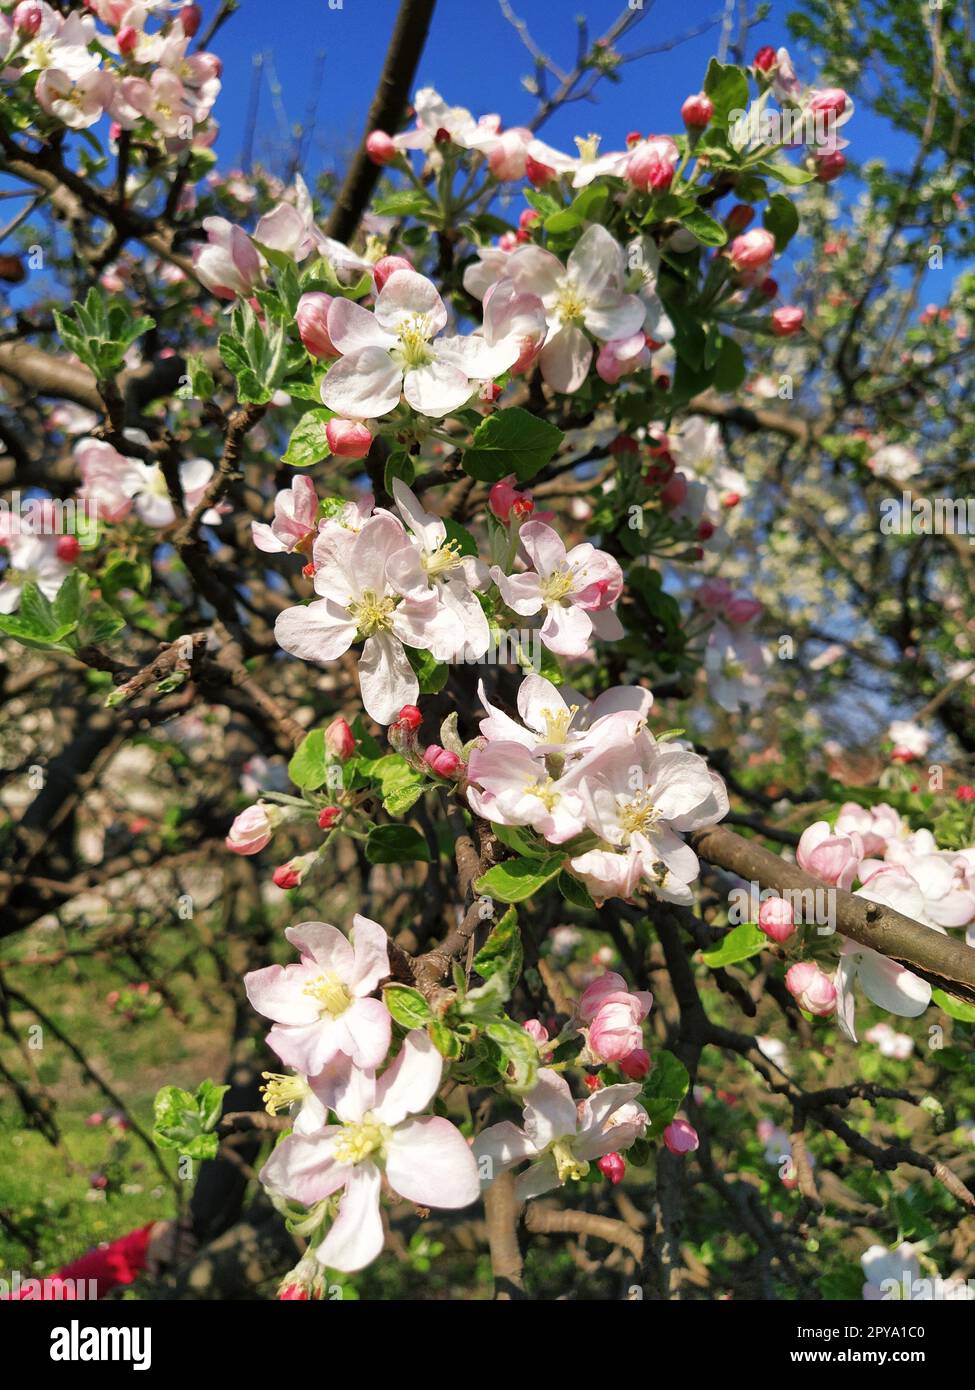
[252,476,319,554]
[795,821,863,889]
[193,216,262,299]
[366,129,397,165]
[491,520,623,658]
[261,1030,479,1272]
[729,228,776,275]
[244,916,392,1073]
[626,135,680,192]
[619,1047,651,1080]
[0,532,72,614]
[424,744,461,778]
[273,512,463,725]
[473,1068,648,1200]
[681,93,713,129]
[475,672,652,760]
[324,718,356,763]
[321,269,521,419]
[466,740,589,843]
[326,419,373,459]
[888,719,930,761]
[771,305,804,336]
[785,961,837,1016]
[524,133,630,189]
[597,1151,626,1184]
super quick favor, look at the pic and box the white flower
[473,1068,647,1200]
[0,533,71,614]
[526,134,630,188]
[321,269,520,419]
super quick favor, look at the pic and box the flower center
[333,1116,390,1165]
[528,776,561,810]
[552,1140,590,1183]
[574,134,601,163]
[423,539,463,579]
[620,792,659,839]
[349,589,395,637]
[396,317,435,369]
[260,1071,311,1116]
[541,567,576,603]
[541,704,577,744]
[555,282,588,326]
[302,973,353,1018]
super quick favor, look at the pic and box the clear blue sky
[204,0,915,186]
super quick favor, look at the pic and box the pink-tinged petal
[391,478,447,553]
[374,269,448,337]
[522,1069,577,1148]
[374,1029,443,1126]
[244,961,321,1025]
[492,566,543,616]
[259,1130,349,1204]
[566,224,625,299]
[340,997,391,1070]
[349,913,391,995]
[641,825,699,884]
[833,952,858,1042]
[320,347,402,419]
[385,1116,480,1207]
[326,297,394,354]
[584,293,645,343]
[540,603,592,657]
[403,360,473,417]
[385,545,433,602]
[286,921,355,974]
[471,1121,539,1186]
[358,632,418,725]
[252,521,287,553]
[513,1154,561,1201]
[436,332,516,381]
[326,1057,377,1124]
[266,1018,343,1075]
[274,598,357,664]
[315,1161,384,1272]
[580,1082,642,1133]
[648,750,716,820]
[392,600,464,662]
[540,323,592,393]
[518,521,566,578]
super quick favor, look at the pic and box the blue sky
[204,0,915,185]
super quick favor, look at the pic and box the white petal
[315,1161,385,1272]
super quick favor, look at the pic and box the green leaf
[441,517,478,557]
[365,824,431,865]
[288,728,330,790]
[932,989,975,1024]
[462,407,563,483]
[485,1017,539,1094]
[359,753,426,816]
[754,159,815,186]
[641,1051,689,1133]
[405,645,448,695]
[372,189,435,218]
[712,334,746,392]
[384,450,415,494]
[152,1079,229,1161]
[429,1019,462,1059]
[702,58,749,126]
[700,922,767,968]
[558,870,595,910]
[763,192,800,252]
[473,908,522,983]
[475,854,564,904]
[680,207,728,247]
[282,407,332,467]
[384,984,434,1029]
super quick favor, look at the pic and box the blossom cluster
[1,2,220,140]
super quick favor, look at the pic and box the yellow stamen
[423,539,463,579]
[541,704,578,744]
[349,589,396,637]
[302,973,353,1017]
[552,1140,590,1183]
[333,1117,389,1165]
[541,567,576,603]
[260,1072,310,1116]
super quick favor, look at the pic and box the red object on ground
[2,1223,155,1299]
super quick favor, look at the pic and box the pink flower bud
[815,150,847,182]
[681,92,714,129]
[295,292,338,359]
[729,228,776,273]
[117,24,138,54]
[808,88,848,120]
[525,153,556,187]
[518,208,540,231]
[372,255,413,293]
[180,3,202,38]
[723,596,762,624]
[396,704,422,732]
[317,806,341,830]
[771,305,804,337]
[659,471,689,508]
[326,419,373,459]
[619,1047,651,1080]
[759,276,778,300]
[523,1019,549,1044]
[56,535,81,562]
[626,136,679,193]
[785,961,837,1016]
[324,717,355,762]
[725,203,755,233]
[757,896,796,944]
[13,2,43,35]
[587,1000,645,1063]
[366,130,397,166]
[225,804,275,855]
[753,46,777,73]
[597,1152,626,1184]
[796,821,861,889]
[272,862,301,890]
[697,520,715,541]
[424,744,461,778]
[663,1118,699,1155]
[488,475,523,522]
